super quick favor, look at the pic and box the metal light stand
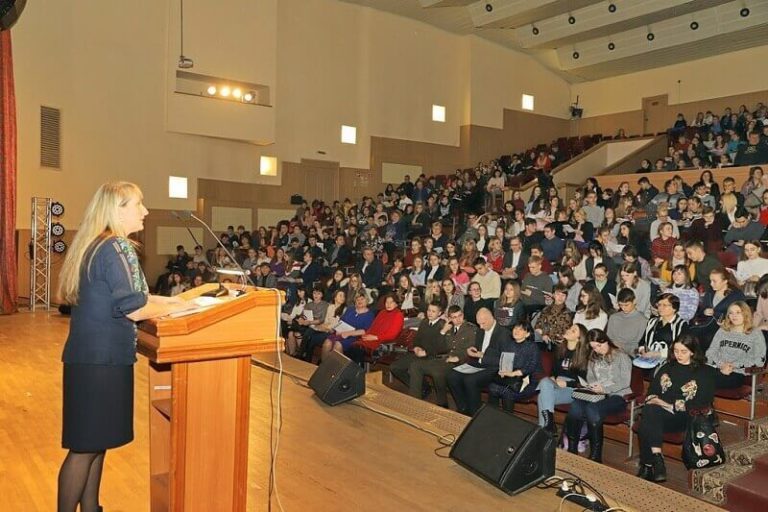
[30,197,52,311]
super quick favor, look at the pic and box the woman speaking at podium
[56,182,190,512]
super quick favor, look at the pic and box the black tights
[57,450,105,512]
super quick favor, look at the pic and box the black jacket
[473,323,514,369]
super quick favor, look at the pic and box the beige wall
[571,45,768,117]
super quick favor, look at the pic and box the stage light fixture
[532,25,539,35]
[568,15,576,24]
[608,42,615,51]
[243,92,254,102]
[232,88,242,99]
[572,51,580,59]
[220,86,231,97]
[690,21,699,30]
[206,85,217,95]
[485,3,492,12]
[50,201,65,217]
[608,3,617,13]
[53,240,68,254]
[740,7,750,17]
[647,32,655,41]
[51,222,65,237]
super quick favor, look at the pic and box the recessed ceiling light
[608,3,617,13]
[485,3,493,12]
[647,32,655,41]
[740,7,750,17]
[608,42,615,51]
[532,26,539,35]
[690,21,699,30]
[568,15,576,25]
[572,51,580,59]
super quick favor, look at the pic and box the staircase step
[727,440,768,466]
[747,416,768,442]
[690,463,752,505]
[725,455,768,512]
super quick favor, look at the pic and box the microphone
[171,210,203,248]
[173,210,256,294]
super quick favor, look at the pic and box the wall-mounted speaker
[450,405,556,495]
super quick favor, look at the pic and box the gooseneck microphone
[171,210,255,292]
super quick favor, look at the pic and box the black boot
[541,410,557,436]
[563,417,581,454]
[501,398,515,412]
[637,463,652,480]
[650,453,667,482]
[586,422,604,463]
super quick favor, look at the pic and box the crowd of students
[156,143,768,484]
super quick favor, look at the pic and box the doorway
[642,94,668,135]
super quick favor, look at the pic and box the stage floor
[0,311,722,511]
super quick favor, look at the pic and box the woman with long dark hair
[637,334,715,482]
[563,329,631,463]
[536,324,589,433]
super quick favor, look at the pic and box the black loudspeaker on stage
[308,351,365,406]
[450,405,556,495]
[0,0,26,31]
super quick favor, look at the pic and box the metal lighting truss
[30,197,52,311]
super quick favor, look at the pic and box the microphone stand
[175,210,257,294]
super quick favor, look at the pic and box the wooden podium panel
[138,284,283,512]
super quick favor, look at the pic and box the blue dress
[62,236,148,451]
[337,308,375,351]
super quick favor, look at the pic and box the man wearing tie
[446,308,513,415]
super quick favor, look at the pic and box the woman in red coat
[348,294,405,362]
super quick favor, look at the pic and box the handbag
[682,409,725,470]
[572,389,606,402]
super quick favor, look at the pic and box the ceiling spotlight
[220,86,231,97]
[690,21,699,30]
[647,32,655,41]
[206,85,217,95]
[485,3,493,12]
[51,222,65,237]
[50,201,65,217]
[243,92,254,102]
[232,88,242,99]
[608,42,615,51]
[740,7,750,17]
[532,25,539,35]
[572,51,580,59]
[608,3,617,13]
[568,15,576,25]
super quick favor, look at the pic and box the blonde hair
[721,192,737,213]
[722,301,755,334]
[58,182,143,304]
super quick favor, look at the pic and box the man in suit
[299,250,323,292]
[394,305,478,408]
[447,308,513,415]
[253,262,278,288]
[358,246,384,289]
[389,303,446,398]
[501,236,528,281]
[328,234,353,268]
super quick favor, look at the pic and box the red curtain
[0,30,17,314]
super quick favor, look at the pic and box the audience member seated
[536,324,588,433]
[471,257,501,300]
[606,289,647,356]
[321,292,375,361]
[684,240,722,293]
[348,294,405,363]
[389,303,447,401]
[447,308,513,416]
[534,284,573,345]
[695,268,746,351]
[706,301,767,390]
[463,282,493,325]
[520,255,552,316]
[663,265,700,322]
[638,293,688,365]
[563,329,632,463]
[574,284,609,331]
[637,334,715,483]
[618,262,651,318]
[493,280,526,329]
[488,321,541,411]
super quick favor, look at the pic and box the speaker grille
[40,106,61,169]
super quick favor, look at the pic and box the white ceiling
[340,0,768,82]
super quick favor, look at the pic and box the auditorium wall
[13,0,575,231]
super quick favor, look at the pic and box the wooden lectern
[137,283,283,512]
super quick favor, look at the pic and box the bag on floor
[682,409,725,470]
